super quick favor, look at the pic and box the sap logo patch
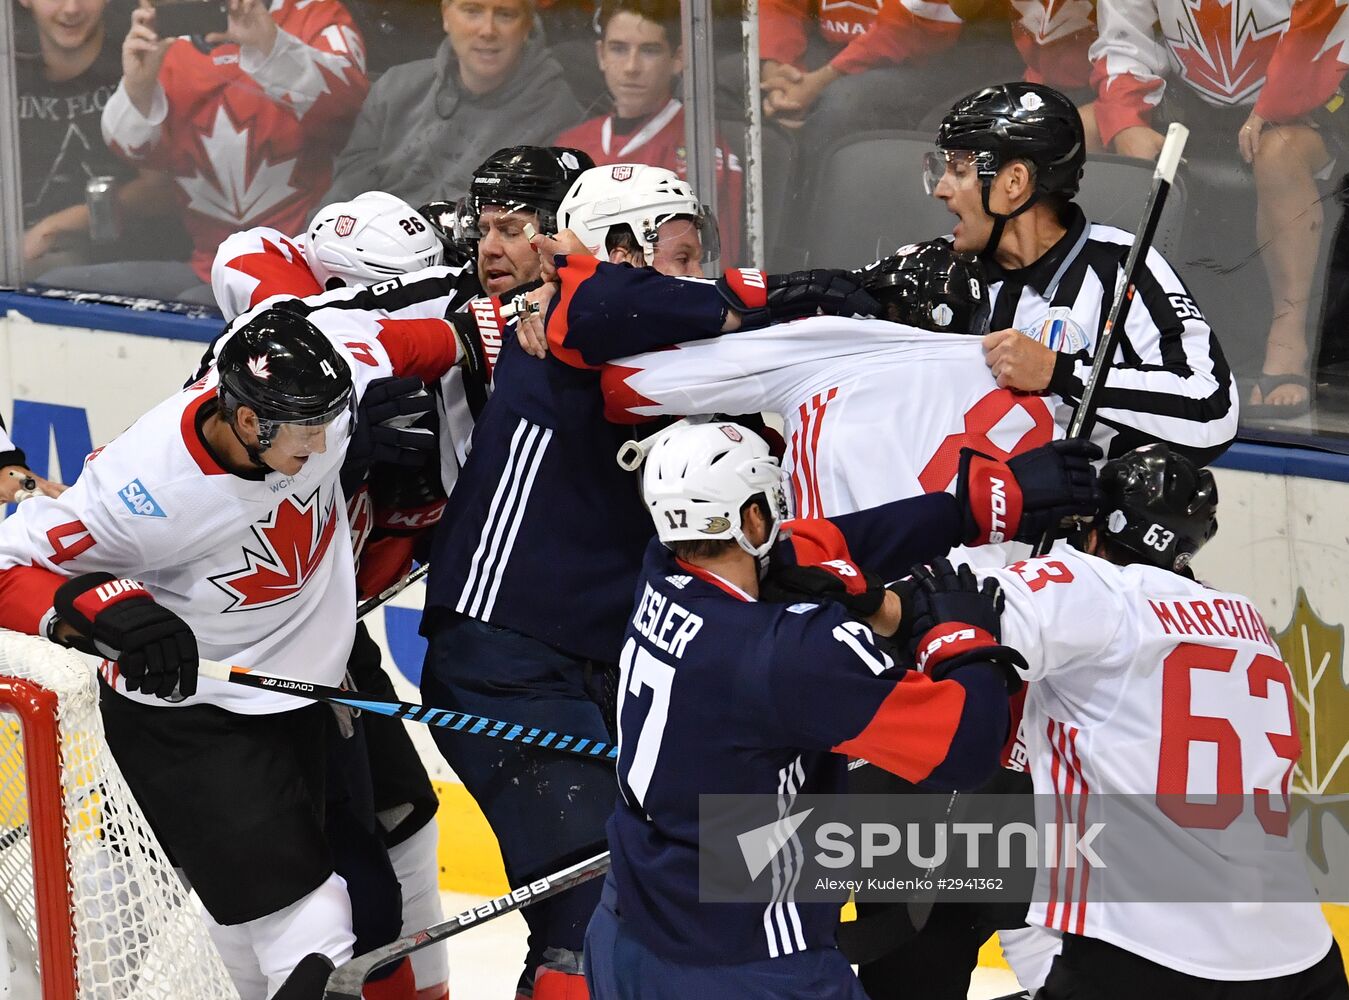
[787,602,819,614]
[119,479,166,518]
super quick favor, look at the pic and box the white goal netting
[0,630,238,999]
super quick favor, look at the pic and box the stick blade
[270,953,337,1000]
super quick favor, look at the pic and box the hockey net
[0,630,238,999]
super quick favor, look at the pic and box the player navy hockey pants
[585,875,869,1000]
[421,614,613,980]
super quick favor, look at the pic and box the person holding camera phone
[39,0,369,304]
[16,0,177,280]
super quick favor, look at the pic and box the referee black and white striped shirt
[985,205,1239,466]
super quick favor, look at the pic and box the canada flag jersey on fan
[101,0,369,280]
[0,297,463,714]
[983,548,1332,980]
[1091,0,1349,141]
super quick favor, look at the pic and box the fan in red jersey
[1085,0,1349,419]
[553,0,744,264]
[40,0,368,303]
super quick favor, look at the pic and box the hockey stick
[318,851,612,999]
[194,658,620,763]
[355,561,428,619]
[1031,122,1190,558]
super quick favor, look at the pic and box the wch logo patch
[119,479,166,518]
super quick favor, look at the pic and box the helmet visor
[922,149,991,196]
[646,212,721,274]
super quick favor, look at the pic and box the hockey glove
[342,376,436,492]
[903,559,1025,691]
[53,573,198,699]
[716,268,880,330]
[762,560,888,618]
[956,439,1103,546]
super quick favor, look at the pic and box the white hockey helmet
[638,419,789,559]
[557,163,720,266]
[305,191,444,289]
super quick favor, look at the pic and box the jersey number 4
[1157,642,1299,836]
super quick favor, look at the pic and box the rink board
[0,295,1347,975]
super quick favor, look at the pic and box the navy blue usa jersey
[608,540,1011,965]
[422,256,729,661]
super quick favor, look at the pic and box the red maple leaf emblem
[1167,0,1287,105]
[226,236,322,310]
[211,488,339,610]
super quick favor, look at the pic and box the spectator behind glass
[1083,0,1348,421]
[322,0,583,210]
[757,0,967,146]
[944,0,1096,98]
[39,0,368,304]
[16,0,179,279]
[553,0,743,265]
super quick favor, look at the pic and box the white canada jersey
[982,549,1330,980]
[216,264,482,498]
[0,328,400,714]
[211,226,320,322]
[604,316,1069,517]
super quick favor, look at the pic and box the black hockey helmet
[1093,443,1218,572]
[855,240,990,337]
[936,82,1085,198]
[459,146,597,237]
[217,307,353,450]
[928,82,1085,254]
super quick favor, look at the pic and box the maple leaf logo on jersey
[210,488,339,610]
[179,106,299,226]
[1166,0,1286,105]
[1010,0,1093,45]
[1321,0,1349,62]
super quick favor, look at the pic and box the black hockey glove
[762,560,888,618]
[53,573,198,699]
[716,268,880,330]
[903,559,1024,690]
[342,376,436,493]
[955,440,1103,546]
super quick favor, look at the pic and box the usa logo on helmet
[334,215,357,237]
[611,165,634,181]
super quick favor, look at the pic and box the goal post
[0,630,238,999]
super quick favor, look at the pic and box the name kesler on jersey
[119,479,166,518]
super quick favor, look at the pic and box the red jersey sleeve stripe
[546,253,603,371]
[375,318,460,382]
[832,672,967,782]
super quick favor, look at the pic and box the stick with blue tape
[196,658,619,764]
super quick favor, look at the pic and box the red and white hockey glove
[902,559,1024,691]
[762,518,888,616]
[955,439,1103,545]
[716,268,880,330]
[53,573,198,699]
